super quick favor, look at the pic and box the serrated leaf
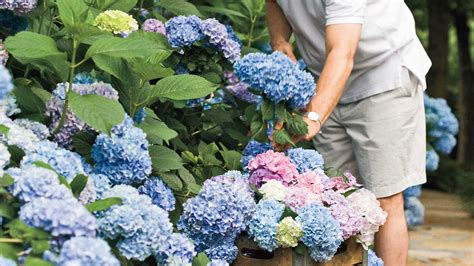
[68,91,125,134]
[70,174,89,197]
[86,36,168,59]
[160,172,183,191]
[220,150,242,170]
[287,113,308,136]
[149,146,183,172]
[156,0,203,17]
[151,75,218,100]
[85,197,122,212]
[261,100,274,120]
[273,129,294,146]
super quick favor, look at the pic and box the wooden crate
[233,236,363,266]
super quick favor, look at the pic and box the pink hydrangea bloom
[142,18,166,35]
[284,187,321,212]
[324,172,361,193]
[248,150,298,187]
[294,169,326,194]
[346,188,387,249]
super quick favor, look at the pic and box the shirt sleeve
[325,0,366,25]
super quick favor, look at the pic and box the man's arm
[266,0,297,62]
[299,24,362,141]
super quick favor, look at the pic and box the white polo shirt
[276,0,432,103]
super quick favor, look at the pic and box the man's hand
[272,40,297,63]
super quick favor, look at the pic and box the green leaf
[71,131,97,158]
[85,197,123,212]
[0,201,16,219]
[192,252,210,266]
[0,125,9,135]
[197,5,248,19]
[56,0,89,29]
[159,172,183,191]
[0,243,22,261]
[13,81,48,120]
[99,0,138,12]
[86,36,168,59]
[7,145,25,165]
[31,161,55,172]
[220,150,242,170]
[0,174,14,187]
[58,175,72,189]
[6,219,50,241]
[70,174,89,197]
[31,240,50,254]
[273,129,294,146]
[24,257,53,266]
[68,91,125,134]
[286,113,308,136]
[156,0,203,17]
[177,167,199,192]
[4,32,69,81]
[261,100,274,120]
[151,74,218,100]
[138,115,178,144]
[70,23,113,44]
[128,56,174,81]
[149,145,183,172]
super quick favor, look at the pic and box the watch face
[308,112,319,121]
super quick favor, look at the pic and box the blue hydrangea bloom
[44,237,119,266]
[205,242,238,263]
[98,185,173,261]
[0,115,39,151]
[296,204,343,262]
[0,256,16,266]
[225,25,241,46]
[234,51,315,109]
[166,15,204,48]
[287,148,324,173]
[156,233,196,265]
[133,108,146,124]
[208,260,229,266]
[403,185,422,199]
[248,199,285,251]
[73,72,96,84]
[178,174,256,256]
[404,196,424,228]
[13,119,49,140]
[368,250,384,266]
[20,197,97,237]
[8,165,73,202]
[0,142,10,170]
[0,65,13,100]
[241,140,273,168]
[426,149,439,172]
[0,95,20,117]
[89,173,112,199]
[92,116,152,185]
[432,133,457,155]
[138,177,175,211]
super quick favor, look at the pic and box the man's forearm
[266,0,292,46]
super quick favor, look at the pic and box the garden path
[408,189,474,265]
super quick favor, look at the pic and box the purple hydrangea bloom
[166,15,204,48]
[138,177,175,211]
[142,18,166,35]
[0,0,37,15]
[201,18,228,45]
[224,71,261,104]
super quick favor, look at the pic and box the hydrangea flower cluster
[234,51,315,109]
[324,172,361,192]
[0,39,8,66]
[0,65,13,100]
[248,199,285,251]
[13,118,49,140]
[208,259,230,266]
[240,140,273,168]
[45,82,119,148]
[156,233,196,265]
[165,15,241,62]
[142,18,166,35]
[178,172,255,263]
[43,237,119,266]
[97,185,185,261]
[403,185,424,228]
[259,180,289,201]
[92,115,152,185]
[94,10,138,37]
[224,70,262,104]
[247,150,298,187]
[204,242,238,263]
[73,72,97,84]
[286,147,324,173]
[0,115,40,151]
[0,0,37,15]
[296,204,343,262]
[347,188,387,249]
[275,217,303,248]
[138,177,175,211]
[368,249,384,266]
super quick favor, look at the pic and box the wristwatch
[304,111,323,133]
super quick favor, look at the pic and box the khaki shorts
[314,67,426,198]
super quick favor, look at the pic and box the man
[267,0,431,265]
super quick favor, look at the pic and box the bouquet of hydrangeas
[234,52,316,147]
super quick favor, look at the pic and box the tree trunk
[454,10,474,168]
[426,0,451,98]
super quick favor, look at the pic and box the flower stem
[0,238,22,243]
[246,15,257,48]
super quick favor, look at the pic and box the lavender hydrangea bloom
[234,52,315,109]
[426,149,439,171]
[404,196,425,228]
[46,82,119,148]
[166,15,204,48]
[0,256,16,266]
[8,165,73,202]
[143,18,166,35]
[201,18,227,45]
[0,0,37,14]
[224,70,261,104]
[13,119,49,140]
[20,198,97,237]
[287,148,324,173]
[92,116,151,185]
[368,250,384,266]
[0,40,8,66]
[296,204,343,262]
[204,242,238,263]
[241,140,273,168]
[178,173,256,258]
[138,177,175,211]
[156,233,196,265]
[0,65,13,100]
[248,199,285,252]
[44,237,119,266]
